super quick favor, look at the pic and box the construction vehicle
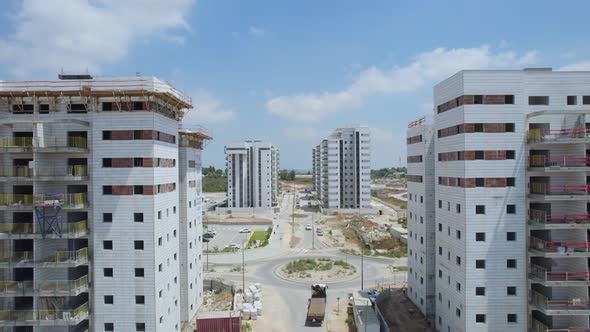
[306,284,327,326]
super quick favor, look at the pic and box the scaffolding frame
[34,194,64,238]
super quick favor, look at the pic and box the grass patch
[290,213,306,218]
[283,258,352,274]
[246,228,272,249]
[202,175,227,192]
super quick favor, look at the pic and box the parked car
[239,228,251,233]
[203,233,215,239]
[316,230,324,236]
[225,243,240,249]
[203,237,210,242]
[305,224,312,230]
[206,230,217,236]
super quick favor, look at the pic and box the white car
[305,224,312,230]
[207,230,217,235]
[225,243,240,249]
[239,228,251,233]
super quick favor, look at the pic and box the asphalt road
[205,224,270,249]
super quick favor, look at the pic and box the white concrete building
[0,74,210,332]
[312,126,371,212]
[225,141,279,210]
[408,68,590,332]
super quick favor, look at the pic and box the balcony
[0,275,89,296]
[533,319,590,332]
[0,220,88,239]
[528,128,590,145]
[0,251,33,266]
[0,302,89,326]
[0,248,88,268]
[529,155,590,172]
[0,165,88,182]
[531,290,590,315]
[529,210,590,230]
[0,193,88,210]
[530,264,590,286]
[0,136,87,153]
[530,237,590,257]
[529,183,590,201]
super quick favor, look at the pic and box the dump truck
[306,284,327,326]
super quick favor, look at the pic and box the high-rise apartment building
[0,75,210,332]
[312,126,371,211]
[407,68,590,332]
[225,141,279,209]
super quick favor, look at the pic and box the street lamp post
[206,241,209,271]
[361,246,364,290]
[242,239,245,293]
[312,213,315,250]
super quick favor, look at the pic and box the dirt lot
[201,288,233,311]
[376,288,434,331]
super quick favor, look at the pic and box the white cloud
[558,61,590,71]
[266,45,538,122]
[183,92,236,124]
[0,0,194,77]
[283,126,322,141]
[248,26,265,37]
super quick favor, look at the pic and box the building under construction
[0,74,211,331]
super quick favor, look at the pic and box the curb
[272,259,360,285]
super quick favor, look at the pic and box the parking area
[204,224,271,249]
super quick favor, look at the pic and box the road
[205,224,269,250]
[205,188,407,332]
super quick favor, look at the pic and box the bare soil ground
[289,236,301,248]
[378,288,434,331]
[277,258,357,282]
[201,289,233,311]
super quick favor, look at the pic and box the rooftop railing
[528,128,590,143]
[529,209,590,225]
[529,155,590,168]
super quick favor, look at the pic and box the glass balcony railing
[0,193,88,208]
[529,155,590,168]
[530,237,590,253]
[530,264,590,282]
[0,137,33,148]
[40,247,88,264]
[0,275,88,295]
[0,302,88,323]
[0,251,33,264]
[531,290,590,312]
[0,220,87,236]
[0,194,33,206]
[0,136,87,149]
[528,128,590,144]
[0,165,88,178]
[529,209,590,225]
[0,166,32,177]
[530,183,590,195]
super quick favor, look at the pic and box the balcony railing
[530,264,590,282]
[533,318,590,332]
[528,128,590,143]
[0,220,87,236]
[0,136,87,149]
[0,165,88,179]
[0,302,88,323]
[530,237,590,253]
[0,275,88,295]
[0,251,33,264]
[529,210,590,225]
[529,155,590,168]
[530,183,590,195]
[0,193,88,208]
[39,247,88,264]
[531,290,590,311]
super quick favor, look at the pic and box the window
[506,204,516,214]
[475,287,485,296]
[506,150,515,159]
[438,223,442,232]
[420,196,423,203]
[456,308,461,317]
[135,268,144,277]
[447,202,450,211]
[476,260,486,269]
[158,237,162,246]
[104,295,114,304]
[135,296,145,305]
[475,178,484,187]
[505,123,515,132]
[39,104,50,113]
[158,211,162,220]
[476,314,486,323]
[456,282,461,292]
[103,240,113,250]
[507,177,515,187]
[439,246,443,255]
[134,241,144,250]
[103,158,112,167]
[136,323,146,331]
[103,131,112,140]
[505,95,514,104]
[456,230,461,239]
[102,102,113,111]
[507,286,517,296]
[456,256,461,265]
[507,232,516,241]
[134,185,143,195]
[456,204,461,213]
[475,232,485,242]
[134,130,144,139]
[134,213,144,222]
[474,123,484,132]
[103,186,113,195]
[476,205,485,214]
[438,200,442,208]
[134,158,143,167]
[103,213,112,223]
[104,323,114,332]
[133,101,144,110]
[583,96,590,105]
[567,96,577,105]
[438,270,442,278]
[475,150,484,160]
[68,103,87,112]
[507,314,517,323]
[529,96,549,105]
[474,95,483,104]
[507,259,517,268]
[104,268,113,277]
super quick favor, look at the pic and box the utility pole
[361,247,364,290]
[206,241,209,271]
[312,213,315,250]
[291,181,295,236]
[242,239,245,294]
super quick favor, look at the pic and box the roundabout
[275,257,359,283]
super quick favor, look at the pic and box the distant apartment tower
[312,126,371,211]
[225,141,279,209]
[0,75,211,332]
[407,68,590,332]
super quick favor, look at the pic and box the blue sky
[1,0,589,169]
